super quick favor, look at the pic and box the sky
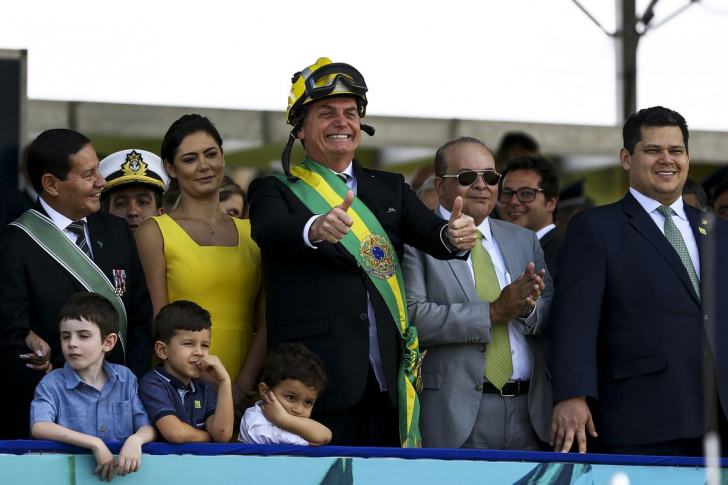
[2,0,728,131]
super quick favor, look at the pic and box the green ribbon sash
[276,157,424,448]
[11,210,128,354]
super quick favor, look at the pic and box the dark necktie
[67,220,92,259]
[337,173,349,184]
[657,205,700,300]
[472,231,513,389]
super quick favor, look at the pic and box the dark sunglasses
[441,170,501,187]
[499,187,546,203]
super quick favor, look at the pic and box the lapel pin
[699,228,707,235]
[701,219,708,225]
[97,241,103,248]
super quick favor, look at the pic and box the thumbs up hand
[308,190,355,243]
[447,196,477,250]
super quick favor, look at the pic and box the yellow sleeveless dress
[153,214,261,381]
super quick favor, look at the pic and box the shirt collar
[153,364,197,393]
[39,196,88,229]
[62,360,119,389]
[536,224,556,240]
[329,161,355,181]
[629,187,688,222]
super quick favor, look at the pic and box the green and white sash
[276,157,425,448]
[11,210,127,354]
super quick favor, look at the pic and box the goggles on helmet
[282,59,374,181]
[302,63,368,104]
[288,62,368,125]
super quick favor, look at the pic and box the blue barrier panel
[0,441,725,484]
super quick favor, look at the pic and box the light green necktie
[472,230,513,389]
[657,205,701,300]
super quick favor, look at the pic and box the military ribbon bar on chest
[113,269,127,297]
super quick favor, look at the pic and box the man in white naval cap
[99,149,169,233]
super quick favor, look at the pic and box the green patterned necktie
[657,205,701,300]
[472,230,513,389]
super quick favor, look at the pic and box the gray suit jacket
[403,211,553,448]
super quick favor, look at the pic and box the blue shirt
[30,361,150,441]
[138,365,216,435]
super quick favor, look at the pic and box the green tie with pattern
[472,230,513,389]
[657,205,701,300]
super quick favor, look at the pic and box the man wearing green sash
[0,129,153,439]
[249,58,478,447]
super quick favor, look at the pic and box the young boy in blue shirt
[239,343,331,446]
[30,292,155,482]
[139,300,234,443]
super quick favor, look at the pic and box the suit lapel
[434,207,477,301]
[352,160,379,215]
[490,219,520,278]
[539,227,560,250]
[86,212,109,273]
[623,192,700,305]
[31,200,89,291]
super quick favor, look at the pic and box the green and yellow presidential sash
[11,210,128,355]
[276,157,426,448]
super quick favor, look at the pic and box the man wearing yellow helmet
[248,58,478,448]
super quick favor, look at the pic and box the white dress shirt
[630,188,700,280]
[38,197,95,259]
[438,207,534,382]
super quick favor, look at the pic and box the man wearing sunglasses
[500,156,562,277]
[550,106,728,456]
[403,137,552,450]
[249,59,478,447]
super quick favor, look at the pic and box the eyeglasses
[440,170,501,187]
[499,187,546,203]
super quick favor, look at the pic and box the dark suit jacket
[539,226,563,278]
[248,161,457,413]
[0,181,31,226]
[0,201,153,438]
[550,191,728,447]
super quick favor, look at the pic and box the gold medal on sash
[359,234,397,279]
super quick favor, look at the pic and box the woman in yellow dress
[136,114,264,414]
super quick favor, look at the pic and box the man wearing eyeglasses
[402,136,552,450]
[500,156,562,276]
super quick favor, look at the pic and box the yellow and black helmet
[282,57,375,179]
[286,57,369,126]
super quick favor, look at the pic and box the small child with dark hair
[138,300,233,443]
[238,342,331,446]
[30,292,155,482]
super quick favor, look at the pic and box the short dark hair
[219,175,248,217]
[501,155,560,201]
[58,292,119,340]
[433,137,491,177]
[101,185,163,211]
[712,179,728,208]
[154,300,212,343]
[682,177,708,211]
[622,106,689,155]
[496,132,539,160]
[27,129,91,194]
[262,343,327,394]
[161,114,223,170]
